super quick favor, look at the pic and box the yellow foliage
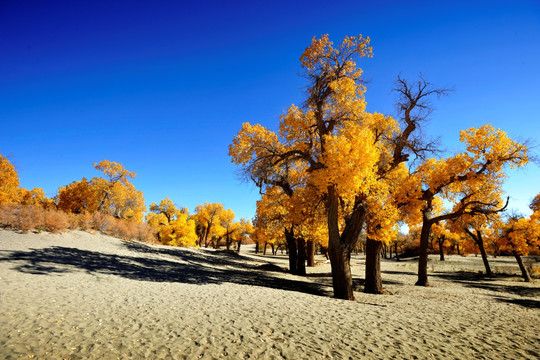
[57,160,145,223]
[146,198,197,247]
[0,155,20,204]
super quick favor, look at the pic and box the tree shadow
[495,297,540,309]
[123,241,258,270]
[432,271,539,299]
[382,270,417,276]
[0,245,331,297]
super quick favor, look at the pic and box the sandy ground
[0,229,538,359]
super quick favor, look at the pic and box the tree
[57,178,100,214]
[56,160,146,222]
[431,222,460,261]
[231,35,381,299]
[145,198,197,246]
[497,197,540,282]
[193,202,225,248]
[232,218,253,253]
[0,154,21,204]
[450,213,499,276]
[397,125,528,286]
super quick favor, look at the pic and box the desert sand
[0,229,538,359]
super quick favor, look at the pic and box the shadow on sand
[0,241,331,297]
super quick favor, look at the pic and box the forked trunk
[306,240,315,267]
[364,237,383,294]
[416,215,432,287]
[326,185,366,300]
[513,251,531,282]
[297,238,306,276]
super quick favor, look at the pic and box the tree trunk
[364,237,383,294]
[263,241,267,255]
[306,240,315,267]
[416,214,433,287]
[476,237,492,277]
[271,243,276,255]
[513,251,531,282]
[255,242,259,254]
[285,227,298,275]
[236,240,241,253]
[297,238,307,276]
[389,244,392,260]
[438,237,445,261]
[466,229,492,277]
[395,241,399,260]
[326,185,366,300]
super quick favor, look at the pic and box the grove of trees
[229,34,537,300]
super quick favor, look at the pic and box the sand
[0,229,538,359]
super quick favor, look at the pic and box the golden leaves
[0,154,21,204]
[57,160,146,223]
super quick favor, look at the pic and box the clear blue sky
[1,0,539,220]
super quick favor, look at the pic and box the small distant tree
[145,198,197,246]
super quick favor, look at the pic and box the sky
[1,0,539,221]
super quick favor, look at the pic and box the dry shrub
[76,212,94,231]
[42,209,69,233]
[108,219,130,240]
[0,203,19,229]
[0,203,157,243]
[92,212,114,233]
[135,222,157,244]
[16,205,44,232]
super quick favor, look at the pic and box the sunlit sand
[1,229,538,359]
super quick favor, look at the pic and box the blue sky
[1,0,539,220]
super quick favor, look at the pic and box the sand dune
[1,229,538,359]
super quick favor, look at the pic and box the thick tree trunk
[236,240,241,253]
[297,238,306,276]
[438,237,445,261]
[271,243,276,255]
[263,242,267,255]
[328,242,354,300]
[285,227,298,275]
[513,251,531,282]
[255,242,259,254]
[389,244,392,260]
[326,185,366,300]
[306,240,315,267]
[364,237,383,294]
[416,215,433,287]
